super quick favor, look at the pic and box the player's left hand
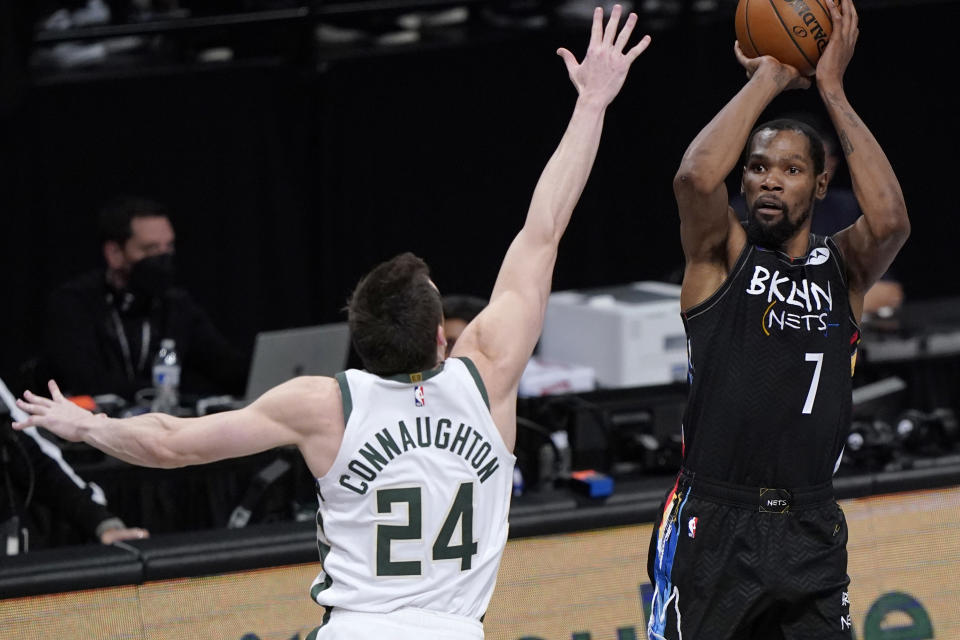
[13,379,94,442]
[817,0,858,87]
[557,4,651,107]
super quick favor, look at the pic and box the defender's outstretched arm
[453,5,651,447]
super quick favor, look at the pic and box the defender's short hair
[347,252,443,376]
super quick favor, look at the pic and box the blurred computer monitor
[244,323,352,401]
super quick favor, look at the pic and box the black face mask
[128,252,175,298]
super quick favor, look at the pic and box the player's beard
[745,201,812,250]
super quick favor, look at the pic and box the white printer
[539,281,688,389]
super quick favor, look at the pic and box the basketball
[735,0,835,76]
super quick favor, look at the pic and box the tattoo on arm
[823,92,860,156]
[824,91,842,106]
[838,130,854,156]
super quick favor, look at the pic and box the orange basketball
[735,0,835,76]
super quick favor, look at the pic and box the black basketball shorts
[646,470,852,640]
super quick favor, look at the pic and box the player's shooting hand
[557,4,651,107]
[13,379,94,441]
[734,40,811,91]
[816,0,858,89]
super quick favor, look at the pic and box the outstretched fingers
[12,384,67,429]
[15,398,47,416]
[602,4,623,45]
[562,4,650,101]
[614,10,637,52]
[11,413,44,429]
[21,389,53,408]
[589,6,604,48]
[557,47,579,75]
[626,34,652,61]
[48,379,66,402]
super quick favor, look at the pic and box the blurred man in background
[442,294,488,358]
[42,195,249,406]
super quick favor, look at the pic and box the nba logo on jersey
[414,385,426,407]
[688,516,698,539]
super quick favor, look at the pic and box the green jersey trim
[335,371,352,424]
[379,362,445,384]
[456,357,490,410]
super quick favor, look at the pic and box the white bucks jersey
[311,357,515,621]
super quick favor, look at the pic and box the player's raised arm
[451,5,650,433]
[675,42,809,309]
[14,376,343,478]
[817,0,909,319]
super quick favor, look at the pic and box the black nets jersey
[680,233,860,487]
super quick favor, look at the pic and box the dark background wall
[1,1,957,391]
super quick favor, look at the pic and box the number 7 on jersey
[803,352,823,415]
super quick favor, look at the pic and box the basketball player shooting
[15,6,651,639]
[646,0,909,639]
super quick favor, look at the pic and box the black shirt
[680,234,860,488]
[43,269,249,402]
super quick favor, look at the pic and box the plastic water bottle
[151,339,180,414]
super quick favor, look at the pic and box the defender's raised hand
[557,4,651,106]
[13,379,96,441]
